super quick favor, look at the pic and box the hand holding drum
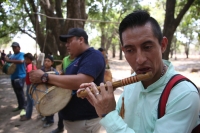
[77,72,153,98]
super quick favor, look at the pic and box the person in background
[7,51,12,58]
[98,48,109,69]
[20,53,37,121]
[29,28,105,133]
[48,52,53,58]
[1,50,6,65]
[5,42,26,112]
[40,55,59,128]
[34,53,37,60]
[51,54,75,133]
[98,48,112,83]
[78,10,200,133]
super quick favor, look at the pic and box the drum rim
[30,84,72,116]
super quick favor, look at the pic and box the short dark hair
[11,42,20,47]
[98,48,105,52]
[119,10,163,45]
[24,53,34,61]
[45,55,54,62]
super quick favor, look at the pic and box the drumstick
[77,72,153,98]
[32,62,34,70]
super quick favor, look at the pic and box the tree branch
[0,32,12,38]
[55,0,65,27]
[164,0,176,25]
[55,0,63,18]
[175,0,195,27]
[18,27,36,40]
[28,0,38,13]
[24,2,34,24]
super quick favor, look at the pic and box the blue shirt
[60,47,105,121]
[10,52,26,80]
[100,60,200,133]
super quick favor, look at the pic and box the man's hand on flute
[78,82,116,118]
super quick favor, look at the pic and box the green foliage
[52,55,63,68]
[86,0,143,52]
[89,35,101,48]
[177,2,200,50]
[0,0,31,45]
[1,0,199,56]
[151,0,165,27]
[190,0,200,19]
[171,34,181,53]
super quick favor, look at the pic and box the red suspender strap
[158,74,194,118]
[158,74,200,133]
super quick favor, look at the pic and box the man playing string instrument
[78,10,200,133]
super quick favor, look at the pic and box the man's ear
[161,37,168,53]
[79,37,84,44]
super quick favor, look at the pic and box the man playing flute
[78,10,200,133]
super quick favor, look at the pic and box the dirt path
[0,57,200,133]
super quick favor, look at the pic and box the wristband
[41,73,49,83]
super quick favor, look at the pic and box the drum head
[7,63,16,75]
[2,63,9,74]
[46,71,56,75]
[38,86,72,116]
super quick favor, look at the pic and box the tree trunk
[170,49,173,58]
[105,29,117,57]
[185,43,190,58]
[174,36,177,60]
[119,44,123,60]
[24,0,87,57]
[100,26,106,49]
[186,50,189,58]
[112,44,116,58]
[162,0,195,60]
[174,42,177,60]
[185,48,189,58]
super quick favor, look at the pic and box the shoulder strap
[158,74,198,119]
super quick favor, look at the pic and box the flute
[77,72,153,98]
